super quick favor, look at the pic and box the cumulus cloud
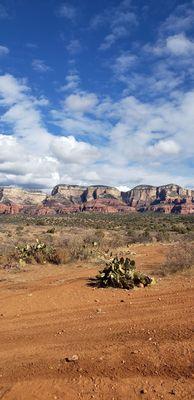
[144,33,194,58]
[64,93,98,113]
[50,135,100,164]
[166,34,194,55]
[0,69,194,190]
[147,139,180,156]
[0,74,101,188]
[0,74,29,105]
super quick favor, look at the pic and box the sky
[0,0,194,191]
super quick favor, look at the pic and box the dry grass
[161,242,194,275]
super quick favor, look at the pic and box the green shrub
[96,257,155,290]
[15,239,61,265]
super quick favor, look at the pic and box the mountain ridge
[0,183,193,215]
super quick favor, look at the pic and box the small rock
[170,389,176,395]
[140,388,147,394]
[97,308,102,313]
[65,354,79,362]
[138,283,144,288]
[131,350,138,354]
[120,300,124,303]
[158,297,161,301]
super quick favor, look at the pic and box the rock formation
[0,183,193,215]
[0,187,45,206]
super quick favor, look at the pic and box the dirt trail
[0,244,193,399]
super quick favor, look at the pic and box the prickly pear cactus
[15,239,60,265]
[96,257,155,290]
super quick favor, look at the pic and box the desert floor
[0,243,193,400]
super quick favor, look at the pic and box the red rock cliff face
[0,184,193,215]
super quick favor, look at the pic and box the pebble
[65,354,79,362]
[170,389,176,395]
[140,388,147,394]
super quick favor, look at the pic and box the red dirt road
[0,245,193,399]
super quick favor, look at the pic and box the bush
[162,242,194,274]
[95,257,155,290]
[46,227,55,234]
[15,239,61,265]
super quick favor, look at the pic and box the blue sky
[0,0,194,190]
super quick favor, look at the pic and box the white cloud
[113,52,137,74]
[0,74,28,105]
[60,72,80,92]
[166,33,194,55]
[57,3,76,20]
[66,39,82,54]
[91,1,138,50]
[50,135,100,164]
[65,93,98,113]
[147,139,180,156]
[161,2,194,34]
[0,74,101,188]
[0,45,9,56]
[144,33,194,58]
[32,59,51,72]
[0,72,194,190]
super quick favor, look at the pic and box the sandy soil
[0,244,193,400]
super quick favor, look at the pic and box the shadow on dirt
[87,277,100,288]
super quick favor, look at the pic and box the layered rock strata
[0,184,193,215]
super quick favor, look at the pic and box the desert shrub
[71,246,90,260]
[162,242,194,275]
[15,239,61,265]
[128,229,153,244]
[16,226,24,233]
[35,219,45,226]
[172,223,188,234]
[46,227,55,234]
[95,257,155,290]
[154,230,170,242]
[105,233,128,249]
